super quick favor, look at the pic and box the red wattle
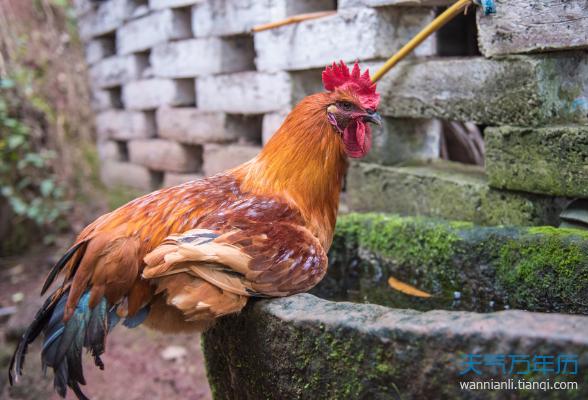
[343,121,372,158]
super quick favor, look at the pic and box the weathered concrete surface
[202,144,260,176]
[314,213,588,314]
[163,172,203,187]
[192,0,334,37]
[123,79,195,110]
[376,53,588,126]
[97,140,123,161]
[486,125,588,198]
[128,139,202,172]
[116,9,192,55]
[77,0,131,39]
[254,7,435,72]
[262,109,290,144]
[95,110,156,140]
[477,0,588,57]
[197,72,292,113]
[156,108,259,144]
[347,161,565,227]
[85,37,115,65]
[149,0,204,9]
[364,118,441,166]
[89,55,146,89]
[151,37,254,78]
[340,0,452,6]
[100,160,152,190]
[203,294,588,400]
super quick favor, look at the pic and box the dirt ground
[0,240,212,400]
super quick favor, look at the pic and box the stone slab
[85,37,115,65]
[485,125,588,197]
[346,160,565,226]
[100,160,152,190]
[192,0,334,37]
[197,72,292,114]
[116,9,192,55]
[254,7,435,72]
[375,53,588,126]
[340,0,452,6]
[89,55,146,89]
[477,0,588,57]
[151,37,254,78]
[78,0,131,39]
[163,172,203,187]
[317,213,588,314]
[202,144,261,176]
[149,0,204,9]
[364,118,441,165]
[156,107,239,144]
[95,110,156,140]
[123,79,195,110]
[262,109,290,145]
[97,140,123,161]
[128,139,202,173]
[203,294,588,399]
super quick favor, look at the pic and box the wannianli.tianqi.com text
[459,379,579,391]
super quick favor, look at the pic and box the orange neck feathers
[236,93,348,249]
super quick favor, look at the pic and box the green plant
[0,78,70,249]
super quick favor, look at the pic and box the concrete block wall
[77,0,588,228]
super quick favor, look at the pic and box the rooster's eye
[338,101,354,112]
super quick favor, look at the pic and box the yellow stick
[371,0,473,83]
[252,11,337,33]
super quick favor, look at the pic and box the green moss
[328,213,588,314]
[497,234,588,311]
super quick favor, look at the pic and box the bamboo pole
[252,11,336,33]
[371,0,473,83]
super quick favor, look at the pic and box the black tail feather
[41,240,87,296]
[8,290,61,385]
[9,287,149,399]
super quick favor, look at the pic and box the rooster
[8,61,381,399]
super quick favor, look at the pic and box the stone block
[156,107,238,144]
[364,118,441,166]
[203,294,588,399]
[128,139,202,172]
[78,0,132,39]
[322,213,588,314]
[116,9,192,55]
[151,36,254,78]
[486,125,588,198]
[202,144,261,176]
[339,0,452,6]
[123,79,195,110]
[90,88,122,111]
[197,72,292,114]
[376,53,588,126]
[100,160,152,190]
[95,110,156,140]
[346,160,565,226]
[89,55,146,89]
[163,172,203,187]
[149,0,204,10]
[97,140,123,161]
[477,0,588,57]
[255,7,435,72]
[262,109,290,145]
[85,37,115,65]
[73,0,95,17]
[192,0,334,37]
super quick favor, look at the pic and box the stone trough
[203,214,588,399]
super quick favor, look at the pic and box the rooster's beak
[363,111,382,126]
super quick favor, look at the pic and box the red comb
[322,61,380,109]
